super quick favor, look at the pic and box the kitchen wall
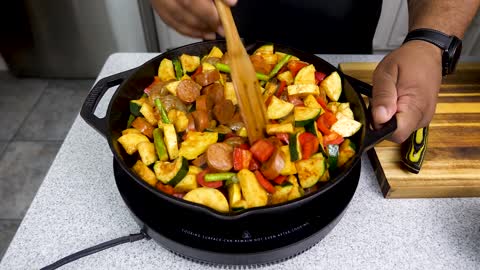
[373,0,480,55]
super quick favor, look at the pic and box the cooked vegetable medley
[118,45,362,213]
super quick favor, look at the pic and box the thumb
[371,64,398,129]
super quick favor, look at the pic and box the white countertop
[1,53,479,270]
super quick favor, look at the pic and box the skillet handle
[80,68,135,138]
[344,74,397,151]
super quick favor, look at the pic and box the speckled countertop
[1,53,479,270]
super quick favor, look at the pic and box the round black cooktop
[113,159,360,266]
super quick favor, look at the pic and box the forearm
[408,0,480,38]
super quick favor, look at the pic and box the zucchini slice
[129,100,144,117]
[184,187,229,213]
[294,64,316,85]
[287,84,319,97]
[327,144,339,171]
[277,70,293,85]
[163,124,178,160]
[266,123,294,135]
[254,44,274,55]
[117,133,150,155]
[294,106,321,127]
[227,183,243,209]
[137,141,158,166]
[224,82,238,105]
[153,128,169,161]
[271,184,293,204]
[330,118,362,137]
[179,54,200,73]
[267,96,294,119]
[207,46,223,59]
[158,58,176,82]
[288,133,303,162]
[132,160,157,187]
[139,102,158,126]
[303,94,322,109]
[174,165,201,193]
[338,139,357,168]
[320,71,342,101]
[153,156,189,186]
[178,131,218,160]
[237,169,268,208]
[295,157,326,188]
[279,145,297,175]
[287,175,303,201]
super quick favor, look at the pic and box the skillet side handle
[80,68,135,138]
[343,74,372,97]
[344,74,398,151]
[363,115,397,151]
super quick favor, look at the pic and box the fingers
[371,61,398,129]
[151,0,221,39]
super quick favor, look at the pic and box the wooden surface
[340,62,480,198]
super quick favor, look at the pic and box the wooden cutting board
[339,62,480,198]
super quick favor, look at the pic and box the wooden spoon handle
[214,0,267,144]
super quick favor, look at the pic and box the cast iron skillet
[80,40,396,222]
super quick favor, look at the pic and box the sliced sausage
[176,79,201,103]
[213,99,235,125]
[260,149,285,180]
[195,94,214,112]
[202,82,224,104]
[194,70,221,87]
[206,143,233,172]
[191,110,210,132]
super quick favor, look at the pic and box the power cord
[40,231,150,270]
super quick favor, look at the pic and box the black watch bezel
[403,28,462,76]
[444,35,462,75]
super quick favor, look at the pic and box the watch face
[448,38,462,74]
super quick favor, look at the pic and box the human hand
[150,0,237,40]
[371,40,442,143]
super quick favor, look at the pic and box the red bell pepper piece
[254,170,276,194]
[250,139,275,162]
[233,148,252,171]
[275,80,287,97]
[272,175,287,185]
[197,169,223,188]
[155,181,175,195]
[324,131,344,145]
[316,111,337,135]
[275,133,290,145]
[299,132,319,160]
[287,60,309,78]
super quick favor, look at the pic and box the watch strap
[403,28,452,49]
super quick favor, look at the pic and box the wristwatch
[403,28,462,76]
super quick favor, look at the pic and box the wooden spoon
[214,0,267,144]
